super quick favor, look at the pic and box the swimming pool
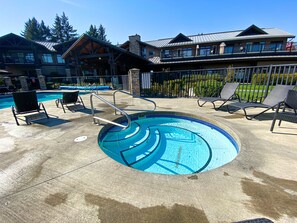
[0,92,89,109]
[59,85,111,90]
[98,112,239,175]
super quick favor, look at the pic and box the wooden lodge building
[1,25,297,84]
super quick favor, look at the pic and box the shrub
[252,73,297,85]
[193,80,223,97]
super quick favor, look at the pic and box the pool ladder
[90,93,131,130]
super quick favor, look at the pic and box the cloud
[58,0,82,7]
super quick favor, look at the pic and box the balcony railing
[161,42,297,60]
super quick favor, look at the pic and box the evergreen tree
[60,12,78,41]
[86,25,99,38]
[98,24,109,42]
[39,20,51,41]
[51,14,63,42]
[51,12,78,43]
[21,17,41,40]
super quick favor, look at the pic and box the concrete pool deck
[0,91,296,223]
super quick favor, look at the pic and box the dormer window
[169,33,192,44]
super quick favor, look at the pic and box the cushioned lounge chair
[12,91,49,125]
[55,91,85,113]
[270,90,297,132]
[197,82,240,110]
[226,85,295,120]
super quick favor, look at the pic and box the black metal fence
[44,75,129,90]
[140,64,297,103]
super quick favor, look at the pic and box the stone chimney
[129,34,141,56]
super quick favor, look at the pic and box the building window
[57,54,65,63]
[141,47,147,57]
[25,53,35,63]
[246,42,252,52]
[269,41,283,51]
[163,50,171,58]
[182,48,192,57]
[224,45,234,54]
[149,50,155,57]
[42,54,53,63]
[199,46,211,56]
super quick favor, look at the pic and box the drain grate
[74,136,87,142]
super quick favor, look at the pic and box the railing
[113,90,157,115]
[161,42,297,60]
[140,64,297,103]
[90,93,131,130]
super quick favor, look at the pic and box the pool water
[0,92,88,109]
[98,114,239,175]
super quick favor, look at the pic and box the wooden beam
[79,53,110,59]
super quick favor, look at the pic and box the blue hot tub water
[98,114,239,175]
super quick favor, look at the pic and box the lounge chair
[226,85,295,120]
[270,90,297,132]
[12,91,49,125]
[55,91,85,113]
[197,82,240,110]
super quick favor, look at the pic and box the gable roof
[145,26,295,48]
[62,34,150,63]
[169,33,192,44]
[236,24,267,36]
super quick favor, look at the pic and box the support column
[65,68,71,82]
[3,77,13,87]
[128,68,140,97]
[38,75,47,90]
[19,76,29,91]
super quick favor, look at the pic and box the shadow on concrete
[32,116,70,127]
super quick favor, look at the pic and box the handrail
[113,90,157,115]
[90,93,131,130]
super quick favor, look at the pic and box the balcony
[160,42,297,61]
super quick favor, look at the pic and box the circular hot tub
[98,112,239,175]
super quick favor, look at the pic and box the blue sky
[1,0,297,44]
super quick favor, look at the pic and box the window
[269,41,283,51]
[42,54,53,63]
[57,54,65,64]
[182,48,192,57]
[25,53,35,63]
[252,42,260,52]
[224,45,234,54]
[163,50,170,58]
[141,47,147,57]
[246,42,252,52]
[199,46,211,56]
[149,50,155,57]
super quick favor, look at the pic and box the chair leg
[12,107,20,126]
[197,99,207,107]
[61,103,66,113]
[78,96,86,109]
[55,99,60,107]
[40,103,49,118]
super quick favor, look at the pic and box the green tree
[60,12,78,41]
[39,20,51,41]
[86,25,99,38]
[51,12,78,43]
[98,24,109,42]
[21,17,41,40]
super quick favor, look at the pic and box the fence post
[38,75,47,90]
[128,68,140,97]
[264,65,273,98]
[19,76,29,91]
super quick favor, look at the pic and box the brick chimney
[129,34,141,56]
